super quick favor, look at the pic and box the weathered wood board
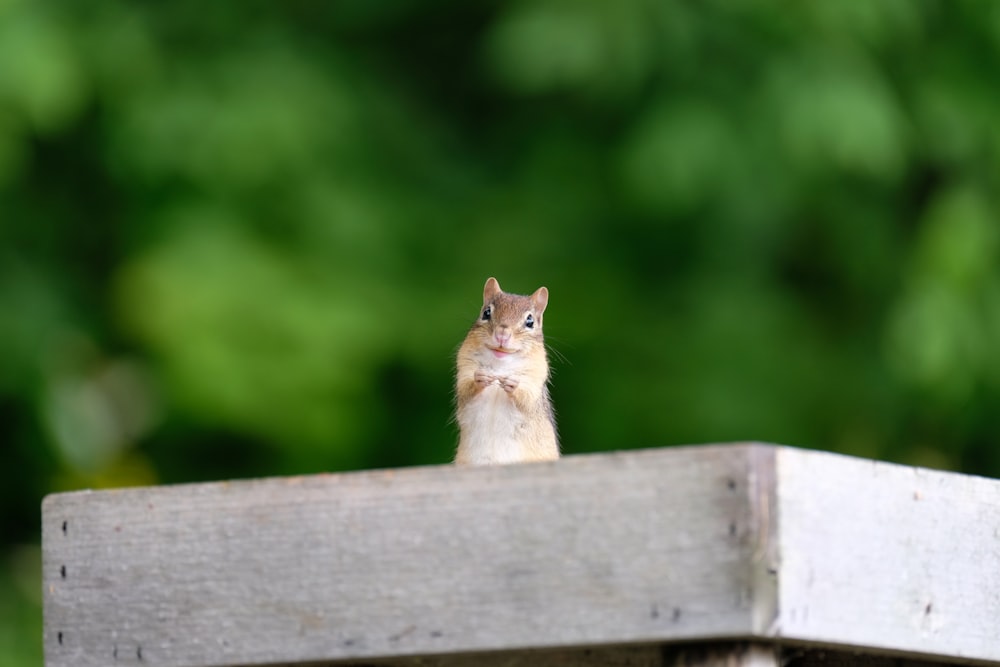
[775,450,1000,662]
[43,444,774,667]
[41,444,1000,667]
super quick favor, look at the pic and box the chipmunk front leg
[500,374,543,413]
[475,370,497,388]
[457,369,490,404]
[499,375,519,394]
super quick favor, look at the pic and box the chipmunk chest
[462,386,528,437]
[459,388,527,463]
[467,385,521,420]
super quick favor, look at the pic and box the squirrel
[454,277,559,465]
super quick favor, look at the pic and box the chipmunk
[454,277,559,465]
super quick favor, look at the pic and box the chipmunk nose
[494,328,511,349]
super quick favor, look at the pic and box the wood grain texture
[43,444,773,667]
[773,448,1000,663]
[41,444,1000,667]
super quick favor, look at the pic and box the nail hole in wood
[57,632,63,645]
[62,521,67,535]
[60,565,66,579]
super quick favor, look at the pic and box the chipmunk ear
[531,286,549,316]
[483,277,502,303]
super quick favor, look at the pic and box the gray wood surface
[41,444,1000,667]
[775,448,1000,662]
[43,444,774,667]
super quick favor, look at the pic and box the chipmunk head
[474,277,548,358]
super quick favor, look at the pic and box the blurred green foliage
[3,1,1000,663]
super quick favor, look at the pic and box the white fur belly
[458,386,525,464]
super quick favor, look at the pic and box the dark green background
[3,2,1000,663]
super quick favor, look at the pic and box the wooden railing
[41,443,1000,667]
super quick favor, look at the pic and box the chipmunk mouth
[487,346,517,358]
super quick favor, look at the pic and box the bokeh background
[4,1,1000,663]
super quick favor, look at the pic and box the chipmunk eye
[481,307,491,321]
[525,314,535,329]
